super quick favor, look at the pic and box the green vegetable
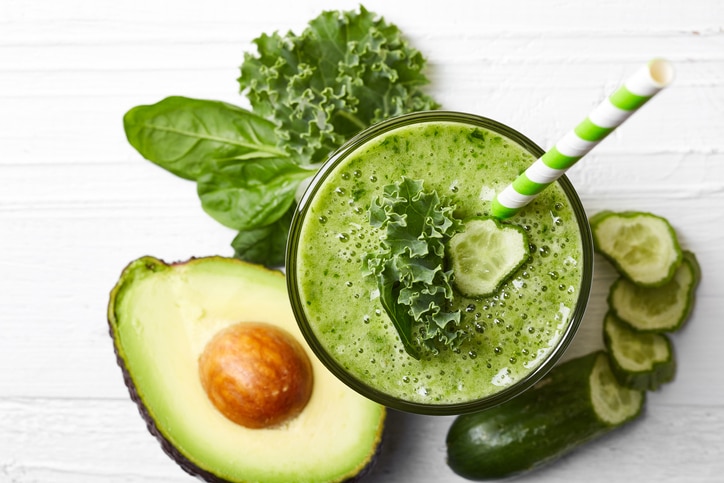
[239,6,439,165]
[107,256,385,482]
[123,7,438,266]
[196,157,313,231]
[365,177,464,358]
[603,312,676,390]
[123,96,286,181]
[609,250,700,333]
[448,217,529,297]
[590,210,682,287]
[230,210,293,267]
[123,96,298,265]
[446,351,645,480]
[683,249,702,285]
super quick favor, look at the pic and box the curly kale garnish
[239,6,439,166]
[365,177,466,359]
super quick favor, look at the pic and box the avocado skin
[116,348,227,482]
[114,351,384,483]
[107,256,383,483]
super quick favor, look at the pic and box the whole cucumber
[446,351,644,480]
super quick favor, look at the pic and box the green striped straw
[491,58,675,219]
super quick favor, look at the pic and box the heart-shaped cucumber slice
[448,217,529,297]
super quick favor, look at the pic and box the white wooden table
[2,1,723,481]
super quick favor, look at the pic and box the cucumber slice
[446,351,644,480]
[683,250,702,288]
[448,217,529,297]
[603,312,676,391]
[609,250,699,332]
[590,211,682,287]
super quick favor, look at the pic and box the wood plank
[0,398,722,482]
[1,0,723,481]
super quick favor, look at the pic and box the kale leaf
[239,5,439,166]
[366,178,467,358]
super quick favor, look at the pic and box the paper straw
[491,58,675,219]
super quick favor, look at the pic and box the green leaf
[377,274,420,360]
[121,8,439,270]
[238,6,439,165]
[231,209,293,266]
[123,96,287,180]
[366,177,465,357]
[197,158,313,230]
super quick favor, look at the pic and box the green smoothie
[287,113,591,413]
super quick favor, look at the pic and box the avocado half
[108,256,385,483]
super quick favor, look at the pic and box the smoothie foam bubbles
[287,112,593,415]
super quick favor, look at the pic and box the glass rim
[286,110,594,415]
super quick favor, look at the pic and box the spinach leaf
[123,96,287,180]
[231,209,294,266]
[197,157,313,231]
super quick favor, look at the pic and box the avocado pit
[198,322,313,429]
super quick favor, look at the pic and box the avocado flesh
[108,256,385,483]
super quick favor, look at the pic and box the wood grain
[2,0,723,481]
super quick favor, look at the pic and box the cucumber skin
[608,350,676,391]
[603,313,677,391]
[683,251,702,287]
[445,352,644,481]
[589,210,682,288]
[608,276,692,333]
[608,251,699,333]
